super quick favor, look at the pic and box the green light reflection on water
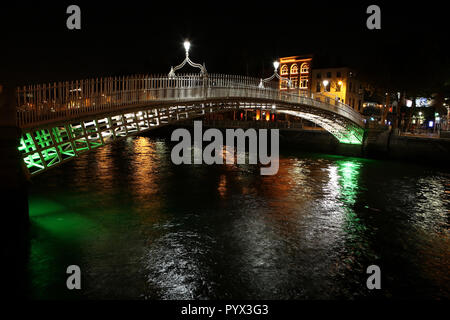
[30,196,98,240]
[28,195,104,299]
[334,159,370,263]
[337,160,360,206]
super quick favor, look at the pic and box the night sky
[1,1,449,94]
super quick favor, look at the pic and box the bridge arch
[275,109,363,144]
[16,74,365,176]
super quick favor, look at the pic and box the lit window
[300,76,308,89]
[290,76,298,88]
[281,65,288,75]
[290,64,298,75]
[300,63,309,73]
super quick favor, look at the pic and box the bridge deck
[16,74,364,129]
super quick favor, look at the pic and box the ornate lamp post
[259,60,291,89]
[168,40,207,78]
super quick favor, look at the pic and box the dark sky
[1,1,449,92]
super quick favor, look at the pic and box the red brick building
[278,55,313,92]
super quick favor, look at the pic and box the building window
[327,72,332,78]
[349,82,353,92]
[300,63,309,73]
[300,77,308,89]
[290,76,298,88]
[336,82,341,92]
[290,64,298,75]
[281,65,288,75]
[316,73,321,79]
[280,79,288,89]
[337,71,341,77]
[324,82,330,92]
[316,82,321,92]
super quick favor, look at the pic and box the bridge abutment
[362,124,391,158]
[0,84,30,298]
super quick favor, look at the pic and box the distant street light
[321,79,340,102]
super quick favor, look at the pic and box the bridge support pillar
[0,84,30,298]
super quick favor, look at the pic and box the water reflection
[27,136,450,299]
[217,174,227,198]
[144,229,215,299]
[130,137,160,199]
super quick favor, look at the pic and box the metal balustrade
[16,73,364,129]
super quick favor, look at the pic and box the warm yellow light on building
[279,59,297,63]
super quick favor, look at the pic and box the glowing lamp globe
[273,61,279,71]
[184,41,191,52]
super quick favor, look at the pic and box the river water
[26,134,449,299]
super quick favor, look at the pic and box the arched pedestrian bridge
[16,73,365,176]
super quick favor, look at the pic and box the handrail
[15,73,364,128]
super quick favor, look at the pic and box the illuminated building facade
[311,67,365,112]
[278,55,313,92]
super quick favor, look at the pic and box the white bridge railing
[16,73,364,128]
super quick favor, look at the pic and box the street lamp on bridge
[168,40,207,78]
[259,60,291,89]
[183,40,191,55]
[273,61,279,72]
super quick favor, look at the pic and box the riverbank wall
[145,124,450,167]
